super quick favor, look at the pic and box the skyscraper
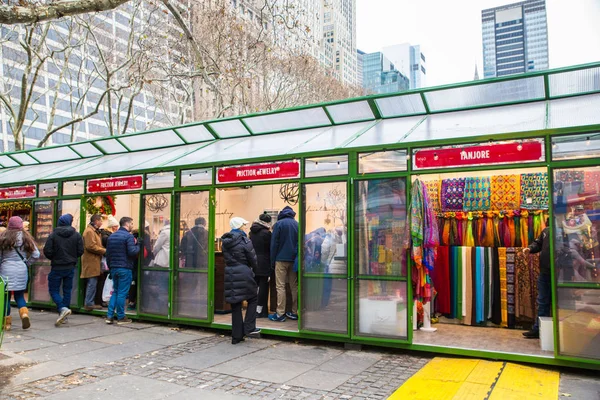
[322,0,358,86]
[361,52,409,95]
[482,0,549,78]
[381,43,426,89]
[357,49,365,87]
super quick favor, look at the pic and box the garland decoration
[85,196,117,216]
[0,201,33,212]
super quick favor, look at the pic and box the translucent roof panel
[95,138,128,154]
[0,158,93,185]
[405,101,546,144]
[325,101,374,124]
[424,76,545,112]
[119,130,184,151]
[164,139,249,168]
[0,155,20,168]
[175,125,214,143]
[242,108,331,134]
[375,93,426,118]
[547,93,600,130]
[43,155,122,180]
[549,66,600,98]
[206,127,329,163]
[30,146,81,163]
[208,119,250,138]
[292,121,374,154]
[345,116,425,149]
[10,152,39,165]
[70,142,103,157]
[133,144,206,171]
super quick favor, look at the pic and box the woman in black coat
[222,217,260,344]
[249,212,272,318]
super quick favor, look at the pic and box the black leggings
[255,275,269,316]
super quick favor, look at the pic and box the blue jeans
[533,272,551,331]
[107,268,132,320]
[48,268,75,313]
[85,277,98,306]
[4,290,27,316]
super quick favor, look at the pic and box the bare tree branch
[0,0,131,25]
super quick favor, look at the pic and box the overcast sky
[356,0,600,87]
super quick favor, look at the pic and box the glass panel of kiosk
[30,201,54,303]
[58,199,81,307]
[553,166,600,361]
[141,193,172,316]
[175,191,210,320]
[302,182,348,334]
[354,178,408,339]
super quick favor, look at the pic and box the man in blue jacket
[105,217,141,325]
[269,206,299,322]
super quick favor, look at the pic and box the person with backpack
[249,212,273,318]
[0,217,40,330]
[43,214,84,327]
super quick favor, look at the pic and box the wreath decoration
[85,196,116,216]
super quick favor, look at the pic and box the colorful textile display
[556,170,584,183]
[520,173,548,210]
[464,177,491,211]
[584,170,600,194]
[408,179,439,304]
[491,248,502,325]
[516,250,540,321]
[425,180,441,213]
[498,248,508,328]
[464,247,473,326]
[491,175,521,211]
[433,246,451,315]
[441,178,466,211]
[505,248,517,329]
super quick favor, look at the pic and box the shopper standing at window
[81,214,105,311]
[522,225,550,339]
[152,220,170,268]
[180,217,208,269]
[43,214,84,327]
[105,217,141,325]
[249,212,272,318]
[222,217,260,344]
[269,206,299,322]
[0,217,40,331]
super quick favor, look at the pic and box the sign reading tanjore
[217,161,300,183]
[414,141,543,169]
[87,176,143,193]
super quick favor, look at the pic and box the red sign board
[217,161,300,184]
[414,141,543,169]
[0,185,36,200]
[87,175,143,193]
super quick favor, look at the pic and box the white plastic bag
[102,276,114,302]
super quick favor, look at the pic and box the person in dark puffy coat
[43,214,84,327]
[222,217,260,344]
[249,212,272,318]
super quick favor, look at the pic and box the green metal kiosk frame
[0,63,599,370]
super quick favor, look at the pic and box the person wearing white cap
[222,217,260,344]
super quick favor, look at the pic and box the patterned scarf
[425,180,441,213]
[491,175,521,211]
[441,178,466,211]
[520,173,548,210]
[464,177,491,211]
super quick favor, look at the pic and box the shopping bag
[102,276,114,302]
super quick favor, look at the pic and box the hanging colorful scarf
[442,214,451,246]
[506,210,516,247]
[425,180,442,213]
[450,213,459,246]
[498,247,508,328]
[464,212,475,247]
[514,210,522,248]
[464,177,491,211]
[476,212,485,246]
[584,170,600,194]
[516,248,534,321]
[491,248,502,325]
[493,212,502,247]
[464,247,473,326]
[483,211,495,247]
[456,212,465,245]
[506,248,517,329]
[520,172,549,210]
[491,175,521,211]
[520,210,529,247]
[441,178,466,211]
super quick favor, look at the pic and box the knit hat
[230,217,249,230]
[107,216,119,228]
[259,212,272,223]
[58,214,73,227]
[8,216,23,230]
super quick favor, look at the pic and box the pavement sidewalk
[0,308,598,399]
